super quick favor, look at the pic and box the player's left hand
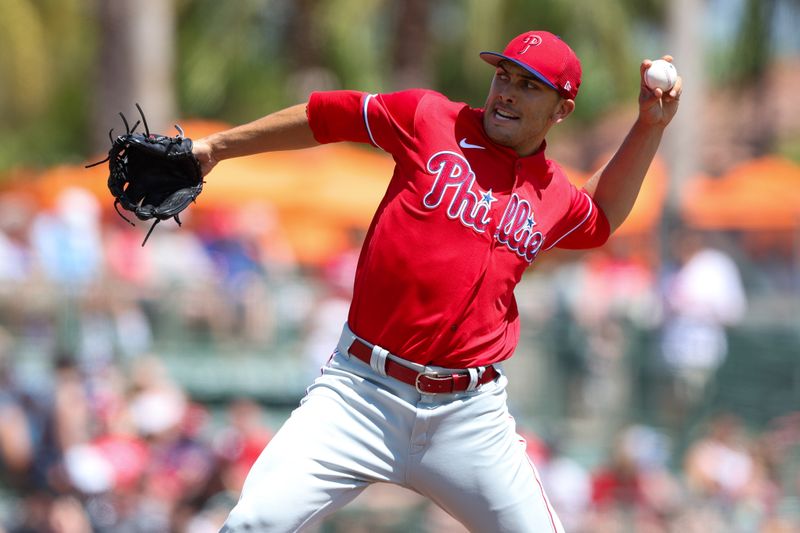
[637,55,682,128]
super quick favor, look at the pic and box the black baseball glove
[87,104,204,246]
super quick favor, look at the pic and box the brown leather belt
[347,338,498,394]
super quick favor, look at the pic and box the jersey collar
[473,108,551,181]
[474,108,548,171]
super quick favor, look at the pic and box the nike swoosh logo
[459,137,486,150]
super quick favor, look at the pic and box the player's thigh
[423,446,563,533]
[222,384,385,532]
[412,388,563,532]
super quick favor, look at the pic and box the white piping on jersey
[543,191,594,251]
[362,94,386,152]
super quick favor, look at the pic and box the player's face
[482,61,575,156]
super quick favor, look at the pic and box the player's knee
[221,504,272,532]
[220,500,306,533]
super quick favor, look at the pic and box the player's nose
[500,81,522,103]
[495,89,516,106]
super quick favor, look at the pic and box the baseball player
[192,30,681,532]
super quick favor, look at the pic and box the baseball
[644,59,677,92]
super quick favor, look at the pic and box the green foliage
[0,0,49,120]
[318,0,389,91]
[727,0,776,84]
[619,0,667,26]
[0,0,794,174]
[0,0,94,172]
[176,0,285,120]
[776,134,800,164]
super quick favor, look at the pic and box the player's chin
[483,123,517,148]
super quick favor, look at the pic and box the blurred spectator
[128,356,188,440]
[0,329,33,490]
[229,203,297,275]
[679,412,795,532]
[231,203,302,347]
[29,188,104,287]
[588,425,681,530]
[211,398,273,500]
[146,223,230,344]
[539,440,592,532]
[48,495,93,533]
[0,192,34,286]
[0,397,33,485]
[302,232,360,375]
[659,230,747,412]
[550,245,658,423]
[74,284,117,370]
[591,432,648,511]
[52,355,93,473]
[103,225,155,286]
[199,206,277,347]
[108,291,153,361]
[684,413,754,503]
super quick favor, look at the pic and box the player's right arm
[192,103,317,176]
[581,56,681,233]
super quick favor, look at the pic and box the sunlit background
[0,1,799,532]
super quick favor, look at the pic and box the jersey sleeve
[307,89,429,154]
[545,183,611,250]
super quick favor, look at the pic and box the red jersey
[307,89,609,368]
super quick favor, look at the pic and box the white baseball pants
[221,326,564,532]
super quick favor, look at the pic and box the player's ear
[552,98,575,124]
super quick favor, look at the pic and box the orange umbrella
[200,143,392,227]
[682,157,800,230]
[567,155,667,237]
[177,119,393,226]
[616,156,667,236]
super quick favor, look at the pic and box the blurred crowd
[0,186,323,357]
[535,414,800,533]
[0,186,325,531]
[0,186,798,532]
[0,353,271,532]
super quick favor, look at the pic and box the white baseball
[644,59,677,92]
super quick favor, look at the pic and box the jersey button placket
[490,162,518,253]
[514,161,524,187]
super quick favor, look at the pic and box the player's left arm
[582,56,682,233]
[192,103,318,177]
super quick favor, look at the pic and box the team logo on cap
[519,34,542,54]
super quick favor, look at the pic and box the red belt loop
[347,338,498,394]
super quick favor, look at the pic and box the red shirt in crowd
[307,89,609,368]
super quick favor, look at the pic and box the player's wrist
[191,137,220,176]
[633,113,668,133]
[201,134,226,160]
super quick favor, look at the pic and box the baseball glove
[87,104,204,246]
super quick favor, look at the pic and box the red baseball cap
[480,31,582,100]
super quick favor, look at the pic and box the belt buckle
[415,371,453,394]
